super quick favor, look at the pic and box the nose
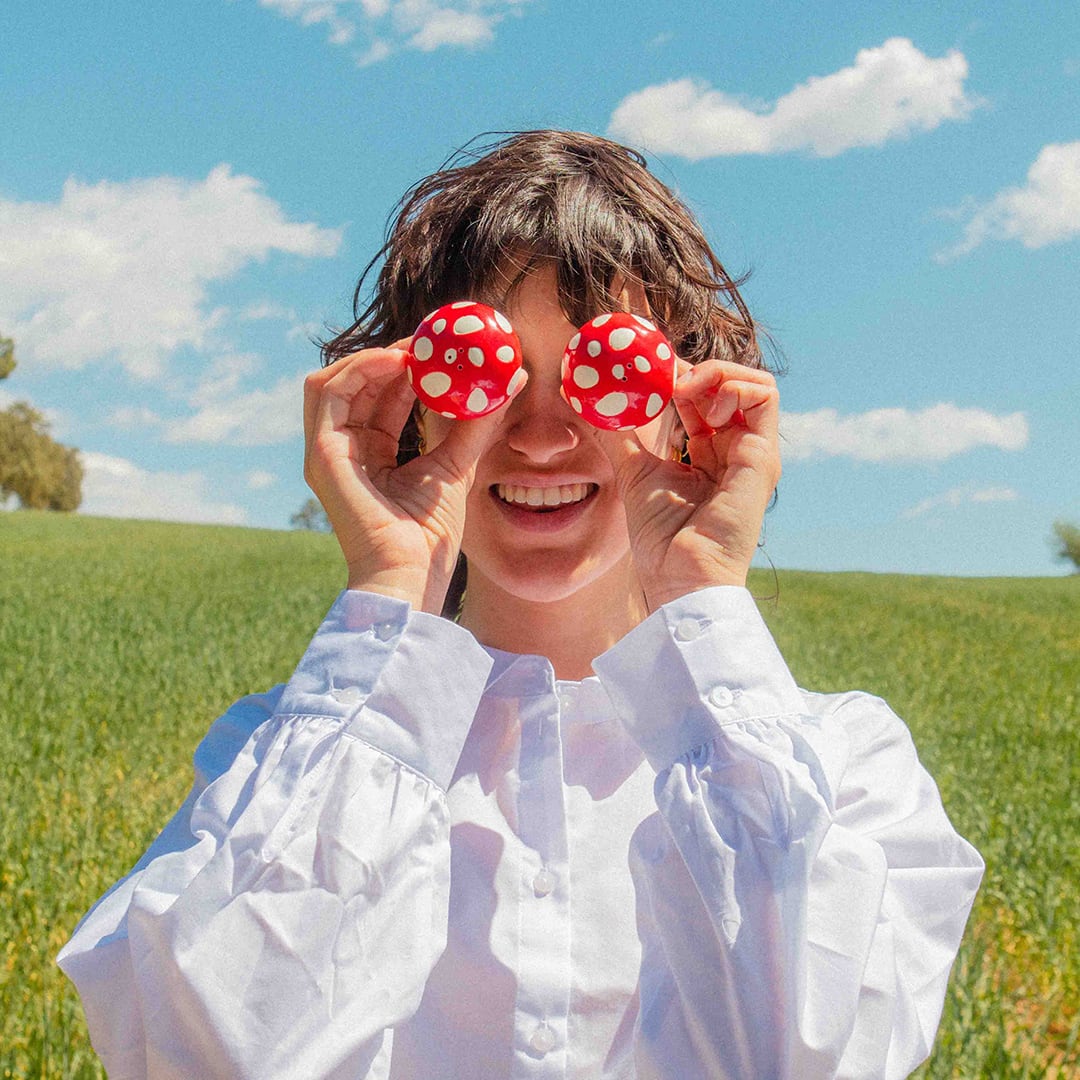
[503,366,581,463]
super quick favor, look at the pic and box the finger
[673,362,777,435]
[702,378,779,441]
[364,370,416,445]
[307,347,410,444]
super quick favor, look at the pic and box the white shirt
[58,586,983,1079]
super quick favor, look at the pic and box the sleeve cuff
[274,590,493,789]
[593,586,806,772]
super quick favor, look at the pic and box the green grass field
[2,510,1077,1078]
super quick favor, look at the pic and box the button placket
[529,1022,557,1055]
[673,617,702,642]
[329,685,362,706]
[532,867,556,897]
[708,685,735,709]
[513,686,571,1074]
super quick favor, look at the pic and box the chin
[464,547,634,608]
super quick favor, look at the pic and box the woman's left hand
[599,359,782,610]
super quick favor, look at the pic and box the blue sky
[2,0,1077,576]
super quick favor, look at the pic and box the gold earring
[415,411,428,456]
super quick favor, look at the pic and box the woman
[60,130,983,1079]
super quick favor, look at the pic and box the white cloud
[164,373,305,446]
[80,451,247,525]
[247,470,279,490]
[239,301,294,321]
[188,352,262,409]
[608,37,979,160]
[936,141,1080,260]
[257,0,363,43]
[356,38,393,65]
[0,166,341,378]
[780,403,1028,463]
[258,0,525,63]
[106,405,165,430]
[407,8,492,50]
[903,486,1019,518]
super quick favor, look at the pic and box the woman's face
[422,263,676,606]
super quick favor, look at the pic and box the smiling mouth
[493,483,597,512]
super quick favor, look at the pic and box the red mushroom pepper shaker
[407,301,525,419]
[560,312,676,430]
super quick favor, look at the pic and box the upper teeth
[496,483,593,507]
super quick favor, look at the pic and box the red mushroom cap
[560,313,676,430]
[407,301,525,419]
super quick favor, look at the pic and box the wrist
[643,573,749,612]
[345,566,430,611]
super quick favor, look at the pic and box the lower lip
[489,488,596,533]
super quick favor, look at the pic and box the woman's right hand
[303,342,521,614]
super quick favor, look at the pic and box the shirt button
[533,868,556,897]
[673,618,701,642]
[708,685,734,709]
[529,1022,556,1055]
[330,686,362,705]
[374,621,396,641]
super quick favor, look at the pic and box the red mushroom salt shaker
[407,301,525,419]
[560,312,676,430]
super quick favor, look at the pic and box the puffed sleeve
[592,586,983,1080]
[58,590,493,1080]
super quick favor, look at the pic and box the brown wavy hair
[322,129,765,369]
[320,129,772,614]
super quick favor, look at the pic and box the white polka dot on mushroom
[432,319,446,334]
[592,313,611,327]
[634,355,651,372]
[573,365,600,389]
[587,340,602,357]
[468,346,485,367]
[596,391,629,417]
[646,393,663,417]
[607,327,635,351]
[453,315,485,335]
[421,371,452,397]
[453,315,483,334]
[496,345,515,363]
[466,387,489,413]
[413,337,433,361]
